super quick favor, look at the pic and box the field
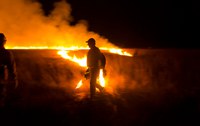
[1,49,200,126]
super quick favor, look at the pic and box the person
[85,38,105,99]
[0,33,18,107]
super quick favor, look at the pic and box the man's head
[0,33,7,47]
[86,38,95,48]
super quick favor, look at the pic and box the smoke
[0,0,115,48]
[104,54,140,94]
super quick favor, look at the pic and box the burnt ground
[0,49,200,126]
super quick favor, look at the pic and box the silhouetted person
[0,33,18,107]
[85,38,105,99]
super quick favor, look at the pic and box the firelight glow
[6,44,133,89]
[7,46,133,57]
[57,49,106,88]
[99,69,105,87]
[57,50,87,67]
[76,80,83,89]
[57,47,133,89]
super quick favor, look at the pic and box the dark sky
[38,0,193,48]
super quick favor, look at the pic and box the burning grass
[0,49,200,126]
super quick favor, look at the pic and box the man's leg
[89,68,99,99]
[90,79,95,99]
[90,69,96,99]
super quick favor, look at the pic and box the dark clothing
[0,47,17,81]
[89,68,100,98]
[87,46,104,99]
[87,46,102,68]
[0,47,17,107]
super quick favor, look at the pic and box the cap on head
[86,38,95,45]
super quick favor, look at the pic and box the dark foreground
[0,49,200,126]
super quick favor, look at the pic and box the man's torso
[0,48,11,81]
[87,46,102,68]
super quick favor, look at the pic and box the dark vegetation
[0,49,200,126]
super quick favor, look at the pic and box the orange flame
[57,48,133,89]
[76,80,83,89]
[57,49,108,89]
[101,48,132,56]
[6,46,133,57]
[57,50,87,67]
[99,69,105,87]
[7,46,132,90]
[75,69,105,89]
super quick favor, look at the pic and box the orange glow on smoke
[0,0,135,95]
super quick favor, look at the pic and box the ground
[0,49,199,126]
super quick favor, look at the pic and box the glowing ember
[76,80,83,89]
[99,69,105,87]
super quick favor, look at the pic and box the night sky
[38,0,192,48]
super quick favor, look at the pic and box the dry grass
[0,49,199,126]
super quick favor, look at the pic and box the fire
[57,50,87,67]
[57,48,133,67]
[57,49,107,89]
[6,46,132,57]
[76,69,105,89]
[101,48,132,56]
[5,46,89,50]
[76,80,83,89]
[7,46,133,90]
[75,69,105,89]
[57,48,133,89]
[57,47,133,90]
[99,69,105,87]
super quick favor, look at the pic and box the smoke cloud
[0,0,116,48]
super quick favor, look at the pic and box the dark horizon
[38,0,195,49]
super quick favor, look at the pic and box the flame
[76,80,83,89]
[7,45,133,91]
[57,50,87,67]
[57,49,108,89]
[6,46,132,57]
[99,69,105,87]
[75,69,105,89]
[6,46,89,50]
[57,47,133,67]
[108,48,132,56]
[57,48,133,90]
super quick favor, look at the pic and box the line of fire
[6,46,135,99]
[57,48,133,90]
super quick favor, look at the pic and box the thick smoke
[0,0,139,99]
[0,0,115,48]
